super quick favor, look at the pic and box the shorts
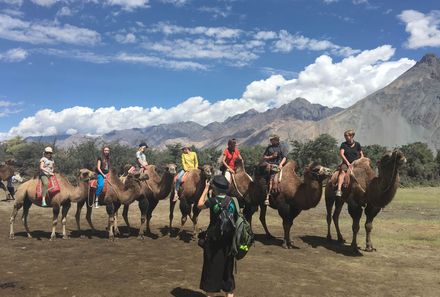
[339,163,349,172]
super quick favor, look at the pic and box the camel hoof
[266,233,275,240]
[9,234,15,240]
[364,246,376,252]
[27,234,33,239]
[109,236,115,242]
[50,237,56,242]
[62,235,69,240]
[326,235,332,242]
[337,237,346,244]
[282,241,293,249]
[137,235,145,240]
[114,229,120,236]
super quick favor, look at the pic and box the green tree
[363,144,388,168]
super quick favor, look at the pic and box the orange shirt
[223,148,240,171]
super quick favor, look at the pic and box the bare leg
[364,203,381,252]
[348,198,362,251]
[333,198,345,243]
[325,194,334,241]
[337,171,345,192]
[50,206,60,241]
[259,204,273,238]
[22,198,32,238]
[61,201,71,239]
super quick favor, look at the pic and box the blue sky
[0,0,439,138]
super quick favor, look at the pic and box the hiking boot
[335,190,342,197]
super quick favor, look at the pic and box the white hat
[44,147,53,153]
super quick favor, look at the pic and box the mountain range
[28,53,440,151]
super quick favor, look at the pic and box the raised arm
[197,180,210,210]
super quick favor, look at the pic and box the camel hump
[352,157,371,168]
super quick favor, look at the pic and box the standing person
[136,142,149,172]
[262,135,287,205]
[39,147,55,207]
[174,146,198,201]
[221,139,244,183]
[95,146,111,208]
[336,130,364,197]
[198,175,236,297]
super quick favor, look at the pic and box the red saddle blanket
[36,176,60,200]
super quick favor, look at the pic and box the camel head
[78,169,97,182]
[163,163,177,175]
[200,164,213,180]
[254,162,271,176]
[305,163,332,182]
[130,171,149,182]
[377,150,406,173]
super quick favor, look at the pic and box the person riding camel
[39,146,55,207]
[95,146,111,208]
[263,135,286,206]
[136,142,149,172]
[174,146,199,201]
[336,129,364,197]
[221,138,244,184]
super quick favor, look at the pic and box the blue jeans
[96,174,105,197]
[7,177,13,188]
[175,170,185,193]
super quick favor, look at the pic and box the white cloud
[0,100,22,118]
[197,6,232,19]
[323,0,339,4]
[106,0,150,11]
[114,32,136,43]
[30,0,59,7]
[0,13,101,45]
[0,47,28,62]
[273,30,359,57]
[0,0,23,6]
[150,22,242,39]
[159,0,189,7]
[56,6,73,17]
[399,10,440,49]
[1,45,416,139]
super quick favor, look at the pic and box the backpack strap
[231,197,241,215]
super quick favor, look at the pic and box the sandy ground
[0,187,439,297]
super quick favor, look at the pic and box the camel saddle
[89,175,109,197]
[36,176,60,203]
[174,172,190,185]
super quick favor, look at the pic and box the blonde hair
[344,130,355,137]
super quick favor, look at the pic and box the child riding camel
[336,130,364,197]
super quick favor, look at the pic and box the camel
[117,164,177,235]
[9,169,96,240]
[325,150,406,252]
[249,161,332,248]
[228,159,253,204]
[75,169,148,240]
[0,159,17,200]
[169,165,213,238]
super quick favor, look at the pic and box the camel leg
[146,198,159,234]
[113,203,121,236]
[179,198,190,227]
[347,198,362,251]
[106,202,115,241]
[22,198,32,238]
[9,201,23,239]
[122,204,130,228]
[364,204,381,252]
[333,198,345,243]
[50,206,60,241]
[138,198,148,239]
[75,200,84,231]
[61,201,71,239]
[259,204,274,239]
[191,203,201,239]
[325,194,334,241]
[169,196,177,234]
[243,204,257,232]
[278,203,294,249]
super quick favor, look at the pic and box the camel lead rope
[231,174,244,198]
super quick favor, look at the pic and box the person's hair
[228,138,237,148]
[344,130,355,137]
[102,147,110,157]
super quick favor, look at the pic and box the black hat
[139,142,148,148]
[211,175,229,190]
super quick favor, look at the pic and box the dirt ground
[0,187,439,297]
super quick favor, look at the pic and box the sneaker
[173,192,179,202]
[335,190,342,197]
[94,201,99,209]
[42,199,47,207]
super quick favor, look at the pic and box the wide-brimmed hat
[211,175,229,190]
[181,145,190,150]
[269,134,280,141]
[44,147,53,153]
[139,142,148,148]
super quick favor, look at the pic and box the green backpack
[230,197,254,260]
